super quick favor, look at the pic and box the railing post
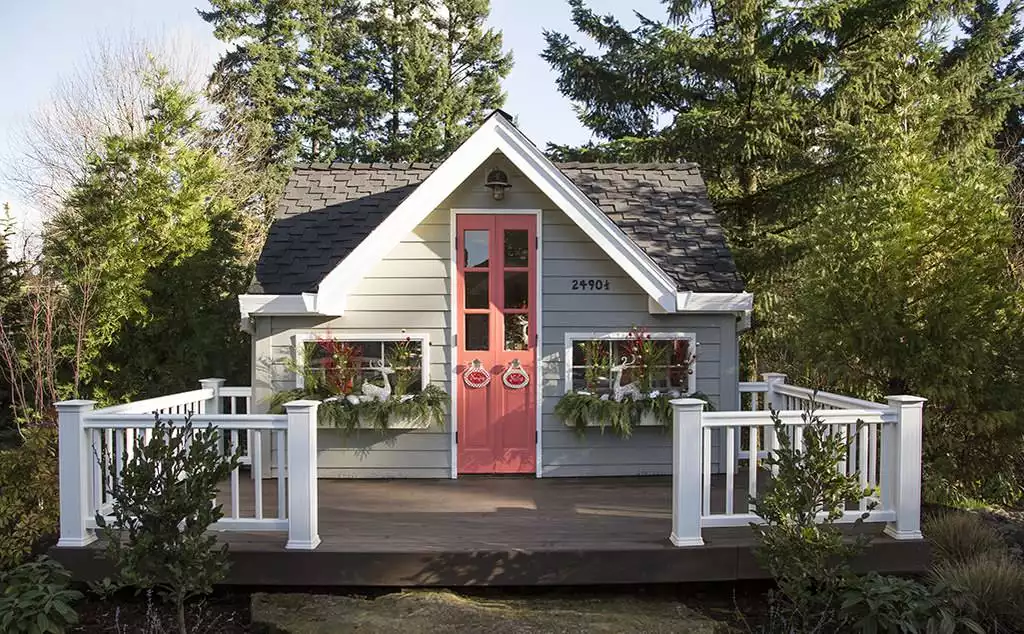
[762,373,787,411]
[56,400,97,547]
[762,373,787,474]
[883,395,926,541]
[670,398,706,547]
[284,400,320,550]
[199,378,225,414]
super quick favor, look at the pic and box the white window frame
[292,332,431,391]
[562,331,698,396]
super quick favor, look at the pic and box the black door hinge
[455,431,458,444]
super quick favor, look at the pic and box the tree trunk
[177,596,187,634]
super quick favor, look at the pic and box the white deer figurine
[360,360,395,402]
[610,355,641,402]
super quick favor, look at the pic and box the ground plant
[96,415,241,634]
[0,427,59,569]
[0,557,82,634]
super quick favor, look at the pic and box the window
[563,331,697,395]
[293,333,430,396]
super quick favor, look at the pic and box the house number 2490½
[571,279,611,292]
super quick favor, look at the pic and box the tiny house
[53,111,927,584]
[241,110,753,479]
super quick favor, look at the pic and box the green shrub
[837,572,983,633]
[932,551,1024,632]
[923,510,1006,566]
[0,556,82,634]
[97,414,241,634]
[0,427,59,569]
[752,407,874,629]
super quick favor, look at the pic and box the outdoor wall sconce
[485,168,510,200]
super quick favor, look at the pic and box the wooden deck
[53,476,930,587]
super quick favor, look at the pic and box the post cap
[762,372,788,381]
[54,399,97,411]
[283,399,321,410]
[669,398,706,410]
[885,395,927,405]
[199,378,226,386]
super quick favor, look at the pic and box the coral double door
[455,214,537,474]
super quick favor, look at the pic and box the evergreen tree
[362,0,511,161]
[44,71,250,402]
[542,0,1022,271]
[200,0,511,165]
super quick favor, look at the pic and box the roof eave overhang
[648,292,753,315]
[314,113,680,313]
[237,293,332,332]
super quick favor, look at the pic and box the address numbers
[570,279,611,292]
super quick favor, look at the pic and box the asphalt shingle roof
[251,162,745,294]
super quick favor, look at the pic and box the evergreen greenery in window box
[271,335,446,432]
[555,391,712,438]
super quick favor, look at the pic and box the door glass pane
[464,271,488,309]
[504,229,529,267]
[464,230,489,268]
[504,271,529,309]
[504,313,529,351]
[465,314,489,350]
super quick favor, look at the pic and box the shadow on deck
[52,476,930,587]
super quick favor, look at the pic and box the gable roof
[252,162,744,296]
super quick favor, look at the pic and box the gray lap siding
[540,211,737,477]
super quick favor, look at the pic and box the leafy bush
[97,415,241,634]
[751,407,875,630]
[0,557,82,634]
[0,427,59,569]
[923,510,1006,566]
[931,551,1024,632]
[837,572,983,634]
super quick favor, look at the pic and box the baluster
[725,426,735,515]
[276,430,286,519]
[748,423,759,512]
[859,422,870,511]
[230,430,240,519]
[701,426,711,516]
[91,429,102,508]
[252,430,263,520]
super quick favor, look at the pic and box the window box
[271,333,446,432]
[557,328,701,438]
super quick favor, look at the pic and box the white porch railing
[56,379,322,551]
[670,373,924,547]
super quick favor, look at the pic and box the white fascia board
[314,114,680,313]
[674,292,754,312]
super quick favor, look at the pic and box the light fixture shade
[485,168,510,200]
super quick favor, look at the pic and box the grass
[931,552,1024,632]
[923,510,1006,565]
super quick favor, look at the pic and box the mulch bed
[72,591,254,633]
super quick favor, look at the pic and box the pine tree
[542,0,1022,271]
[200,0,511,165]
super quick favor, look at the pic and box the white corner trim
[674,292,753,313]
[314,113,680,314]
[562,331,699,396]
[291,332,431,391]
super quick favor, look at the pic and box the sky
[0,0,667,238]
